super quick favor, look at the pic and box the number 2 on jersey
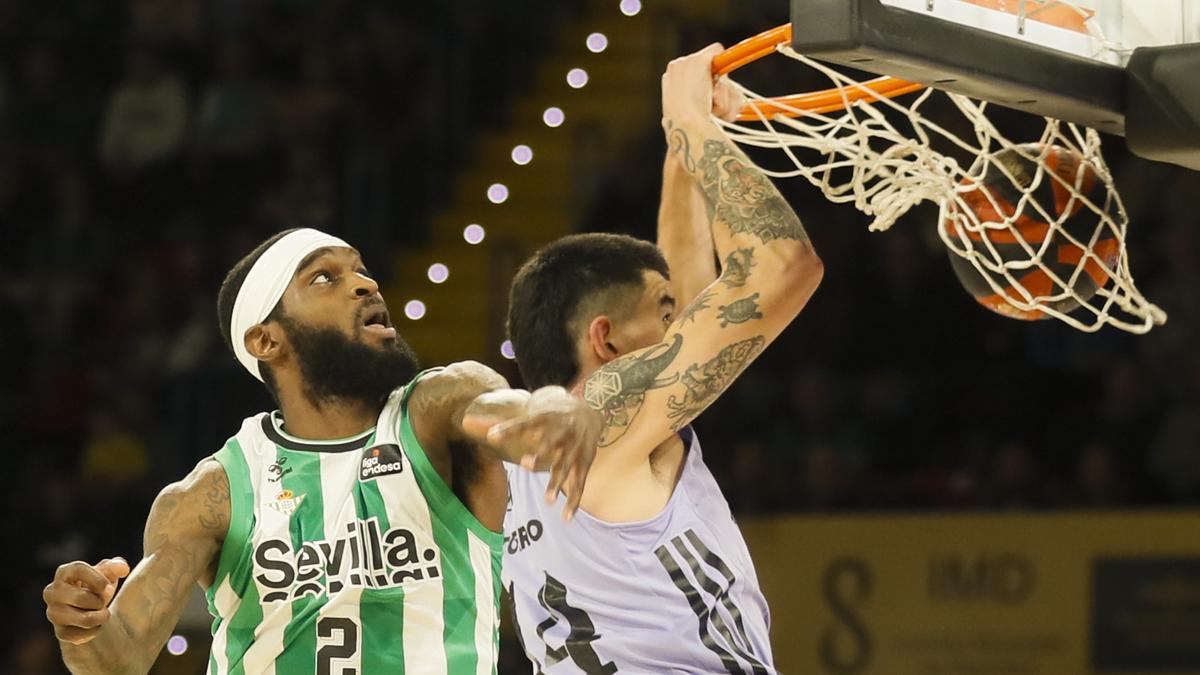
[317,616,359,675]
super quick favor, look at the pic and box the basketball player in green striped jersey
[43,228,603,674]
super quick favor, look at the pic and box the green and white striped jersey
[205,373,503,675]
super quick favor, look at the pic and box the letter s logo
[819,557,873,674]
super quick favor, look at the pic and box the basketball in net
[943,143,1120,321]
[713,23,1168,333]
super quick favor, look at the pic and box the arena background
[1,0,1198,673]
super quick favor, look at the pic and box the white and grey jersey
[502,427,776,674]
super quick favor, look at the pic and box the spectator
[127,0,205,46]
[98,46,189,176]
[193,38,271,159]
[799,444,863,512]
[979,442,1051,509]
[1148,360,1200,504]
[10,44,92,166]
[257,141,337,228]
[79,409,152,492]
[272,41,343,141]
[1065,443,1130,508]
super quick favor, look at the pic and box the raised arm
[46,459,228,675]
[584,44,823,465]
[656,72,745,306]
[658,151,717,306]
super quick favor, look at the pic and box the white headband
[231,228,350,381]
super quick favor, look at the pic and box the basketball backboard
[878,0,1198,66]
[790,0,1200,169]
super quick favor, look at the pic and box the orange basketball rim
[712,24,926,121]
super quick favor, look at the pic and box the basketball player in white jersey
[42,229,604,674]
[500,45,823,672]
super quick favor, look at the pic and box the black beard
[278,314,420,408]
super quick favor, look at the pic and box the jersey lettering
[255,517,441,602]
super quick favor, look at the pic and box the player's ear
[245,322,285,364]
[586,315,619,363]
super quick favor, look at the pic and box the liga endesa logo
[361,444,405,480]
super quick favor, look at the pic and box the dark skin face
[277,245,395,348]
[244,245,398,438]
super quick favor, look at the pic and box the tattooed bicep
[583,334,684,446]
[665,335,765,430]
[144,459,229,554]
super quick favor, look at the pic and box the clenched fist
[44,557,130,645]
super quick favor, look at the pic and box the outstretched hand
[44,557,130,645]
[463,386,602,520]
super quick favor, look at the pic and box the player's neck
[276,391,379,441]
[570,356,606,396]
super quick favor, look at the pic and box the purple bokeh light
[486,183,509,204]
[463,224,486,244]
[500,340,516,360]
[427,263,449,284]
[566,68,589,89]
[586,33,609,53]
[619,0,642,16]
[542,107,565,128]
[166,636,188,656]
[511,145,533,165]
[404,300,427,320]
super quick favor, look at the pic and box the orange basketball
[943,144,1120,321]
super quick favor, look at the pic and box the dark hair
[507,233,669,389]
[217,228,299,397]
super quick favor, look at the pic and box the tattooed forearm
[666,120,698,172]
[127,533,203,633]
[133,484,213,634]
[694,137,812,247]
[666,336,766,430]
[717,293,763,327]
[584,334,684,446]
[411,361,508,428]
[679,289,714,324]
[62,462,225,675]
[721,248,756,288]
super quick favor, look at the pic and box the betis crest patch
[361,444,405,481]
[267,489,306,516]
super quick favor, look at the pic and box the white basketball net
[719,46,1167,333]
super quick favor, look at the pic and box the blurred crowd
[1,0,1198,672]
[0,0,573,669]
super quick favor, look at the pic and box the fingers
[46,594,111,645]
[664,43,728,125]
[53,625,103,646]
[560,467,585,521]
[487,417,542,448]
[46,604,110,631]
[96,557,131,583]
[55,561,110,595]
[43,582,108,611]
[545,441,596,522]
[712,77,746,122]
[544,453,566,505]
[461,413,504,441]
[700,42,725,59]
